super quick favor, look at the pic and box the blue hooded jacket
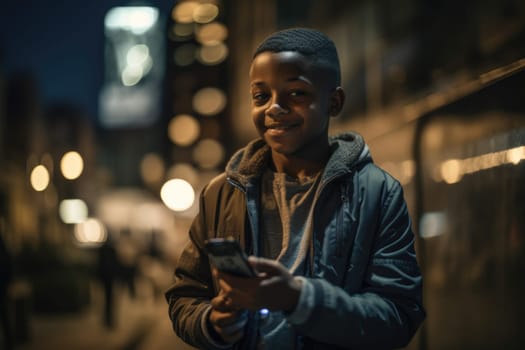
[166,132,425,349]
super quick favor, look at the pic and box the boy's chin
[266,142,294,156]
[267,143,303,158]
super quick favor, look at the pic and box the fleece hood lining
[225,132,368,186]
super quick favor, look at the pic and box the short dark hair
[253,28,341,86]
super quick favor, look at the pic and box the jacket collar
[225,132,369,187]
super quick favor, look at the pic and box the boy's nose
[266,103,289,118]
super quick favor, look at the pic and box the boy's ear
[329,87,345,117]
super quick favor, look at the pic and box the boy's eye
[290,90,307,98]
[252,92,269,104]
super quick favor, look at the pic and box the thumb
[248,256,282,276]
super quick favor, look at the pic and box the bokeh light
[60,151,84,180]
[438,146,525,184]
[196,22,228,45]
[440,159,463,184]
[160,178,195,212]
[172,1,199,23]
[140,153,165,185]
[105,6,159,35]
[59,199,88,224]
[193,3,219,24]
[122,44,153,86]
[192,138,224,169]
[168,114,200,146]
[74,218,107,246]
[121,64,144,86]
[127,44,150,66]
[192,87,226,116]
[172,23,194,38]
[507,146,525,164]
[30,165,50,192]
[197,42,228,65]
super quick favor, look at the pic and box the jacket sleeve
[165,186,229,350]
[289,168,425,349]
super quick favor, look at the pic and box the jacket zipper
[336,183,348,257]
[226,176,246,193]
[312,170,351,264]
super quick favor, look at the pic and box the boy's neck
[270,146,330,182]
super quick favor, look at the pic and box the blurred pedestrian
[116,228,138,299]
[96,235,118,329]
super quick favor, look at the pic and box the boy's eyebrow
[250,76,313,88]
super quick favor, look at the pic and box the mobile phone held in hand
[204,238,256,277]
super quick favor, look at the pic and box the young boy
[166,28,425,349]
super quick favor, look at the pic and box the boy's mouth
[266,123,299,130]
[265,123,299,136]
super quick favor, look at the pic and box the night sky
[0,1,175,119]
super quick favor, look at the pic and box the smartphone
[204,238,256,277]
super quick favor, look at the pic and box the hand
[214,257,302,312]
[208,291,248,344]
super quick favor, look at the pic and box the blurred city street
[1,1,524,349]
[13,277,196,350]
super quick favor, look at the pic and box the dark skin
[208,50,345,344]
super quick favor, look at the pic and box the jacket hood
[225,132,370,186]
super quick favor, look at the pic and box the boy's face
[249,51,337,158]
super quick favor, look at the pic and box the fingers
[248,256,285,276]
[211,293,232,312]
[216,270,260,297]
[213,258,294,312]
[217,278,255,310]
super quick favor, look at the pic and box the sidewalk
[13,280,196,350]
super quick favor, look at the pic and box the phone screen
[205,238,256,277]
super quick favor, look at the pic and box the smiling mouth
[265,123,299,137]
[266,123,299,130]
